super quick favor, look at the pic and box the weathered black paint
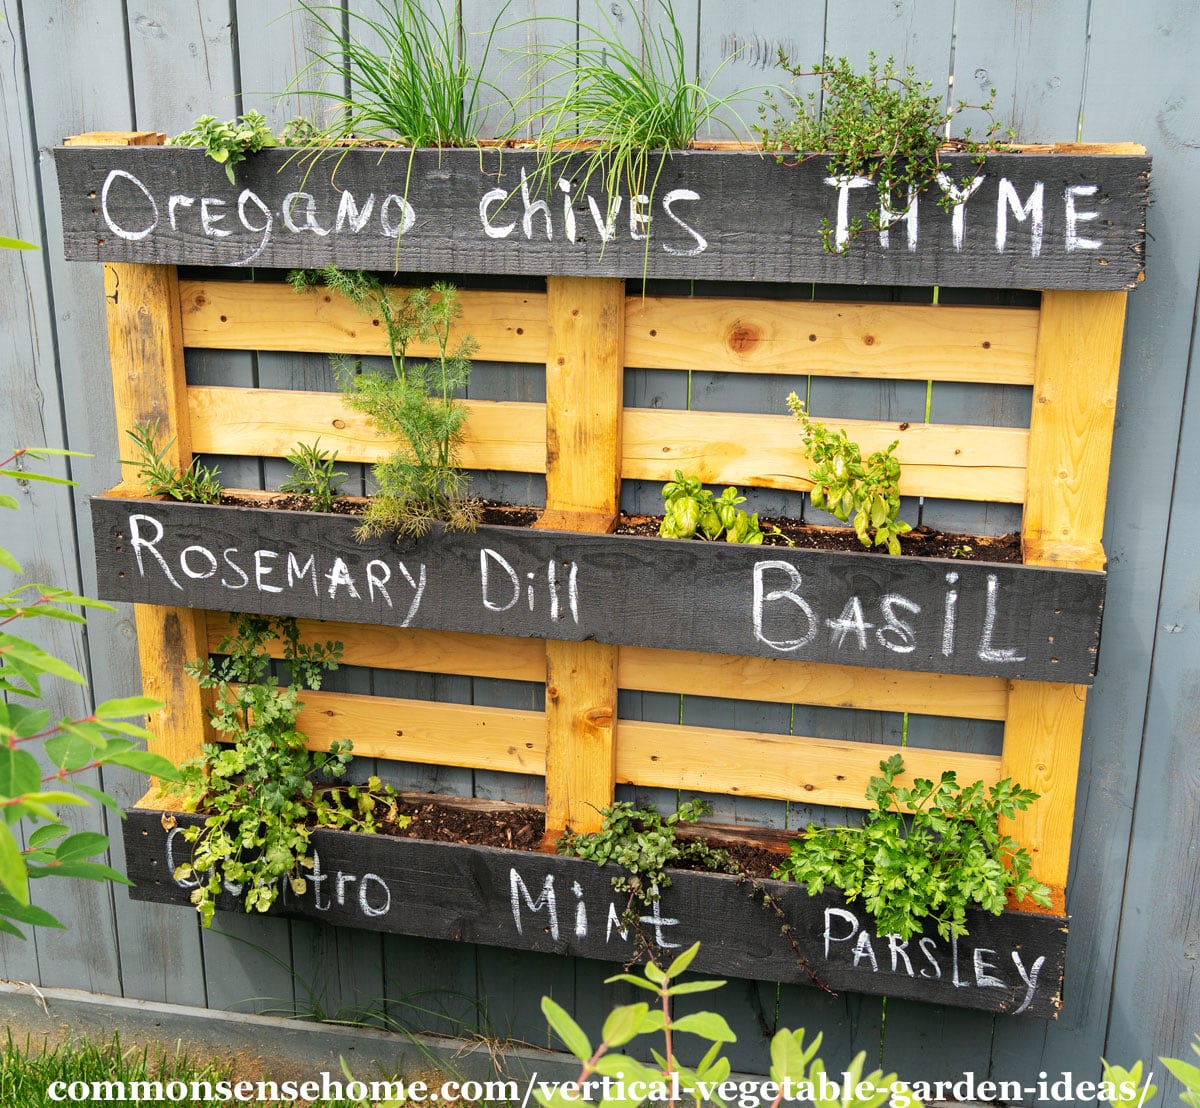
[91,494,1105,682]
[125,806,1067,1018]
[57,145,1149,289]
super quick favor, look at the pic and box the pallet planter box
[58,131,1148,1016]
[124,801,1067,1019]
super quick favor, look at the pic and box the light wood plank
[292,688,547,772]
[1023,290,1127,554]
[619,647,1009,721]
[104,259,208,768]
[999,681,1088,913]
[544,641,619,835]
[188,386,547,472]
[616,721,1002,809]
[63,130,166,145]
[181,280,549,363]
[623,408,1029,503]
[210,618,1006,720]
[625,298,1039,385]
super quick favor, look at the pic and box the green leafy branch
[788,392,911,554]
[289,270,480,537]
[776,754,1052,940]
[121,420,223,504]
[167,614,401,927]
[659,471,789,545]
[0,447,173,938]
[166,111,278,184]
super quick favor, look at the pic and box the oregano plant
[776,754,1052,940]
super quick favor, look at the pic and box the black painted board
[124,808,1068,1019]
[56,145,1149,289]
[91,495,1105,683]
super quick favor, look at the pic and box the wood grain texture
[1000,681,1088,910]
[625,297,1040,384]
[104,261,209,768]
[91,495,1106,682]
[56,146,1150,289]
[208,617,1006,719]
[181,280,549,363]
[543,640,619,835]
[123,807,1069,1017]
[1023,290,1127,556]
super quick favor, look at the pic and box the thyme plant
[289,268,479,537]
[280,439,346,513]
[757,52,1012,253]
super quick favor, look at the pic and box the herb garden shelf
[58,131,1149,1018]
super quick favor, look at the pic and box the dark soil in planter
[219,493,1022,563]
[362,793,787,879]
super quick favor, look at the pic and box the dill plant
[289,268,480,538]
[757,51,1012,253]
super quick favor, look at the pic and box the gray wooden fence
[1,0,1197,1096]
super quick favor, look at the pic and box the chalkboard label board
[124,806,1067,1018]
[57,145,1149,289]
[92,495,1105,683]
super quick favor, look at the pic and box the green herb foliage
[167,111,278,184]
[0,448,173,939]
[776,755,1052,940]
[757,52,1011,253]
[288,0,511,147]
[524,0,749,252]
[168,614,399,927]
[122,420,223,505]
[787,392,910,554]
[539,945,910,1108]
[659,471,789,545]
[289,269,479,537]
[280,439,346,513]
[558,800,737,924]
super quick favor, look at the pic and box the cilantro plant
[0,447,174,938]
[167,614,399,927]
[122,420,222,505]
[777,754,1052,940]
[166,111,278,184]
[289,269,480,538]
[538,944,909,1108]
[757,52,1012,254]
[787,392,911,554]
[659,471,788,545]
[280,439,346,513]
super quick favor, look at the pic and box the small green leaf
[664,940,701,979]
[54,831,111,864]
[0,236,36,250]
[0,824,29,904]
[669,1011,737,1042]
[666,978,726,996]
[94,696,162,719]
[601,1002,649,1048]
[541,996,592,1061]
[100,750,181,780]
[0,746,42,799]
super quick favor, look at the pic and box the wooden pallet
[69,131,1136,932]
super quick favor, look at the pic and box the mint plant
[0,447,174,938]
[776,754,1052,940]
[538,944,909,1108]
[280,439,346,513]
[167,614,399,926]
[787,392,911,554]
[122,420,222,505]
[166,111,278,184]
[757,52,1012,254]
[659,471,788,545]
[289,269,480,538]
